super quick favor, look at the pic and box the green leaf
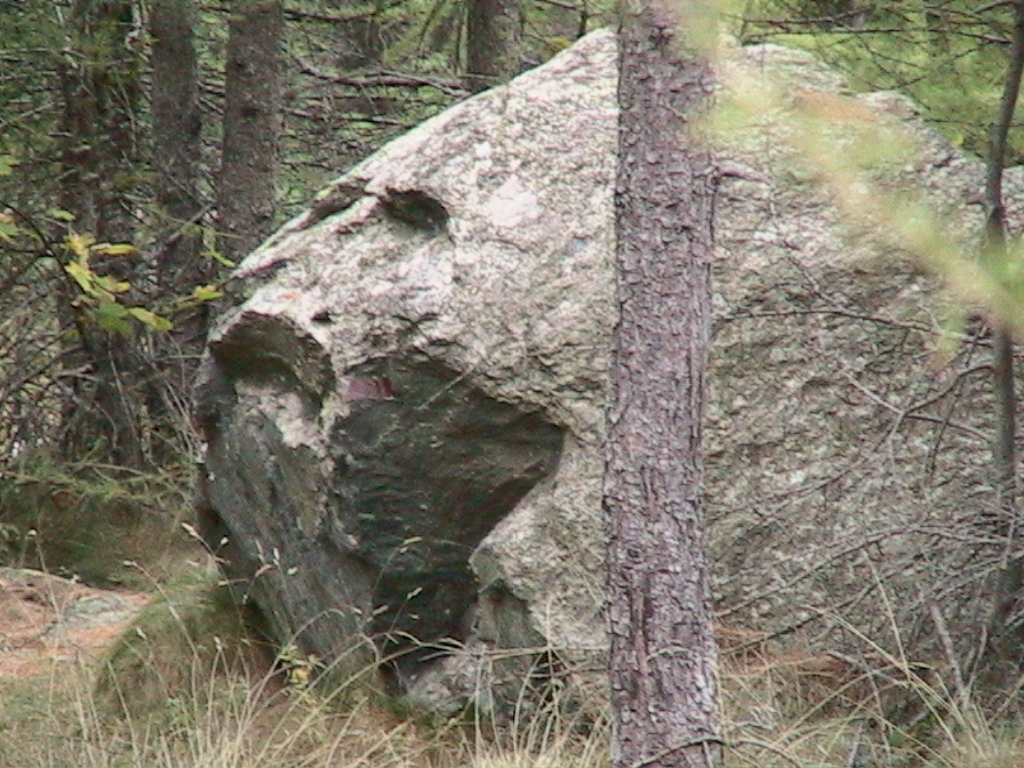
[65,261,95,295]
[0,213,18,242]
[51,209,76,222]
[192,284,223,302]
[93,242,136,256]
[0,155,17,177]
[96,300,132,335]
[127,307,173,331]
[205,247,235,268]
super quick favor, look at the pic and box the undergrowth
[5,582,1024,768]
[0,450,198,587]
[3,456,1024,767]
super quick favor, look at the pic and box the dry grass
[4,567,1024,768]
[0,564,608,768]
[0,649,607,768]
[0,454,199,588]
[717,626,1024,768]
[7,622,1024,768]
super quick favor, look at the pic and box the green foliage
[62,230,175,333]
[735,0,1024,163]
[275,641,324,691]
[0,212,16,242]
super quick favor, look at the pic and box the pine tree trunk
[465,0,523,92]
[149,0,207,456]
[217,0,284,264]
[605,3,723,767]
[976,0,1024,681]
[152,0,203,300]
[56,0,145,466]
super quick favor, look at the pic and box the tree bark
[152,0,203,299]
[977,0,1024,677]
[56,0,145,467]
[148,0,208,457]
[57,0,141,244]
[465,0,524,92]
[605,3,723,768]
[216,0,284,264]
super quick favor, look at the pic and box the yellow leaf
[66,232,93,259]
[127,307,173,331]
[65,261,94,294]
[193,284,223,302]
[96,275,131,294]
[93,242,136,256]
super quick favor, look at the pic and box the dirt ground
[0,567,148,678]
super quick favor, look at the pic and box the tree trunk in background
[605,3,722,768]
[57,0,141,244]
[152,0,204,312]
[976,0,1024,684]
[217,0,284,264]
[335,10,384,70]
[465,0,523,92]
[56,0,145,466]
[149,0,207,456]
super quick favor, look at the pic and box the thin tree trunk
[465,0,523,92]
[152,0,203,301]
[58,0,141,244]
[217,0,284,264]
[56,0,145,466]
[605,3,722,768]
[979,0,1024,672]
[149,0,207,457]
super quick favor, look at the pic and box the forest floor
[0,566,1014,768]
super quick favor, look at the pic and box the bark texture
[152,0,203,298]
[605,4,722,767]
[466,0,524,92]
[978,0,1024,678]
[57,0,140,244]
[149,0,211,451]
[217,0,284,263]
[56,0,145,466]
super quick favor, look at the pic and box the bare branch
[294,57,468,97]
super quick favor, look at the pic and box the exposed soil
[0,567,148,678]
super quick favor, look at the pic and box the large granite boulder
[196,29,1021,711]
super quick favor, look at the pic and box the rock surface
[0,568,147,678]
[196,30,1021,711]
